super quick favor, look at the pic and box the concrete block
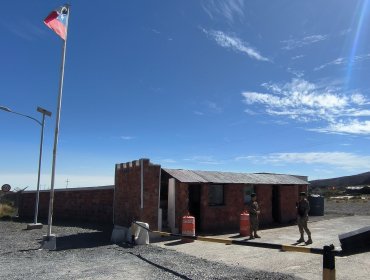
[339,226,370,254]
[42,234,57,250]
[111,225,128,244]
[26,223,43,230]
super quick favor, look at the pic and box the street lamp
[0,105,52,229]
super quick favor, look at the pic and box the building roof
[162,169,308,185]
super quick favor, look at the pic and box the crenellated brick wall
[18,186,114,224]
[114,159,161,229]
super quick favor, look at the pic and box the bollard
[323,244,335,280]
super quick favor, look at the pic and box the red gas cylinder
[240,211,250,237]
[182,214,195,242]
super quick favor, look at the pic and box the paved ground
[152,215,370,280]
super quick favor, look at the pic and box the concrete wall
[18,186,114,224]
[114,159,161,230]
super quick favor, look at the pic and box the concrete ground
[152,216,370,280]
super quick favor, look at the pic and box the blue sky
[1,0,370,190]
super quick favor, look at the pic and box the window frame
[208,184,225,206]
[243,184,255,205]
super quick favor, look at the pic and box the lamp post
[0,106,52,229]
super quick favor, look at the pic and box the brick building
[114,159,308,233]
[18,158,308,233]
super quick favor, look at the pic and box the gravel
[0,220,301,280]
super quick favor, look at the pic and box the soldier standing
[249,193,261,239]
[296,192,312,245]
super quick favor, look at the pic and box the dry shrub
[0,203,14,218]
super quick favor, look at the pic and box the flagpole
[47,4,70,238]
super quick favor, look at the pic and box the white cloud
[311,120,370,135]
[202,29,270,62]
[206,101,223,113]
[287,68,304,78]
[184,156,223,165]
[194,111,204,116]
[120,136,135,140]
[241,78,370,134]
[4,20,45,41]
[281,34,328,50]
[314,53,370,71]
[236,152,370,171]
[201,0,245,23]
[291,55,305,60]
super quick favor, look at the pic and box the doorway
[188,184,201,231]
[272,185,281,223]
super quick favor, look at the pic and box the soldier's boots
[305,238,313,245]
[297,237,305,243]
[254,234,261,238]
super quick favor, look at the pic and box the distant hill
[309,171,370,187]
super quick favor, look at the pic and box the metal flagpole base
[26,223,43,230]
[42,234,57,250]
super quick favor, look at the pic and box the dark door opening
[272,185,281,223]
[188,184,201,231]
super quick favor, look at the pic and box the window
[244,185,255,204]
[208,184,224,206]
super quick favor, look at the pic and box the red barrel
[240,211,250,237]
[182,214,195,242]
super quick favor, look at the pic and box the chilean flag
[44,6,68,40]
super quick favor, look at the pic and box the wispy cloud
[194,111,204,116]
[184,156,224,165]
[281,34,328,50]
[314,53,370,71]
[291,55,305,60]
[3,20,45,41]
[202,29,270,62]
[287,68,304,78]
[310,120,370,135]
[120,136,135,140]
[201,0,245,23]
[236,152,370,171]
[241,78,370,135]
[206,101,223,113]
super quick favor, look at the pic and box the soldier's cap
[299,192,307,196]
[251,193,256,197]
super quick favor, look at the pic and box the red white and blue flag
[44,6,69,40]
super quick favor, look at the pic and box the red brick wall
[18,187,114,224]
[114,159,161,230]
[176,182,189,231]
[200,184,245,232]
[199,184,306,232]
[256,185,273,225]
[279,185,298,223]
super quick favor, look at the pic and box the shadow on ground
[56,231,112,251]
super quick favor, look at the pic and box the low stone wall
[18,186,114,224]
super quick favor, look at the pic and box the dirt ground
[324,196,370,216]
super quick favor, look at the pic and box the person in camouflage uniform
[296,192,312,245]
[249,193,261,239]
